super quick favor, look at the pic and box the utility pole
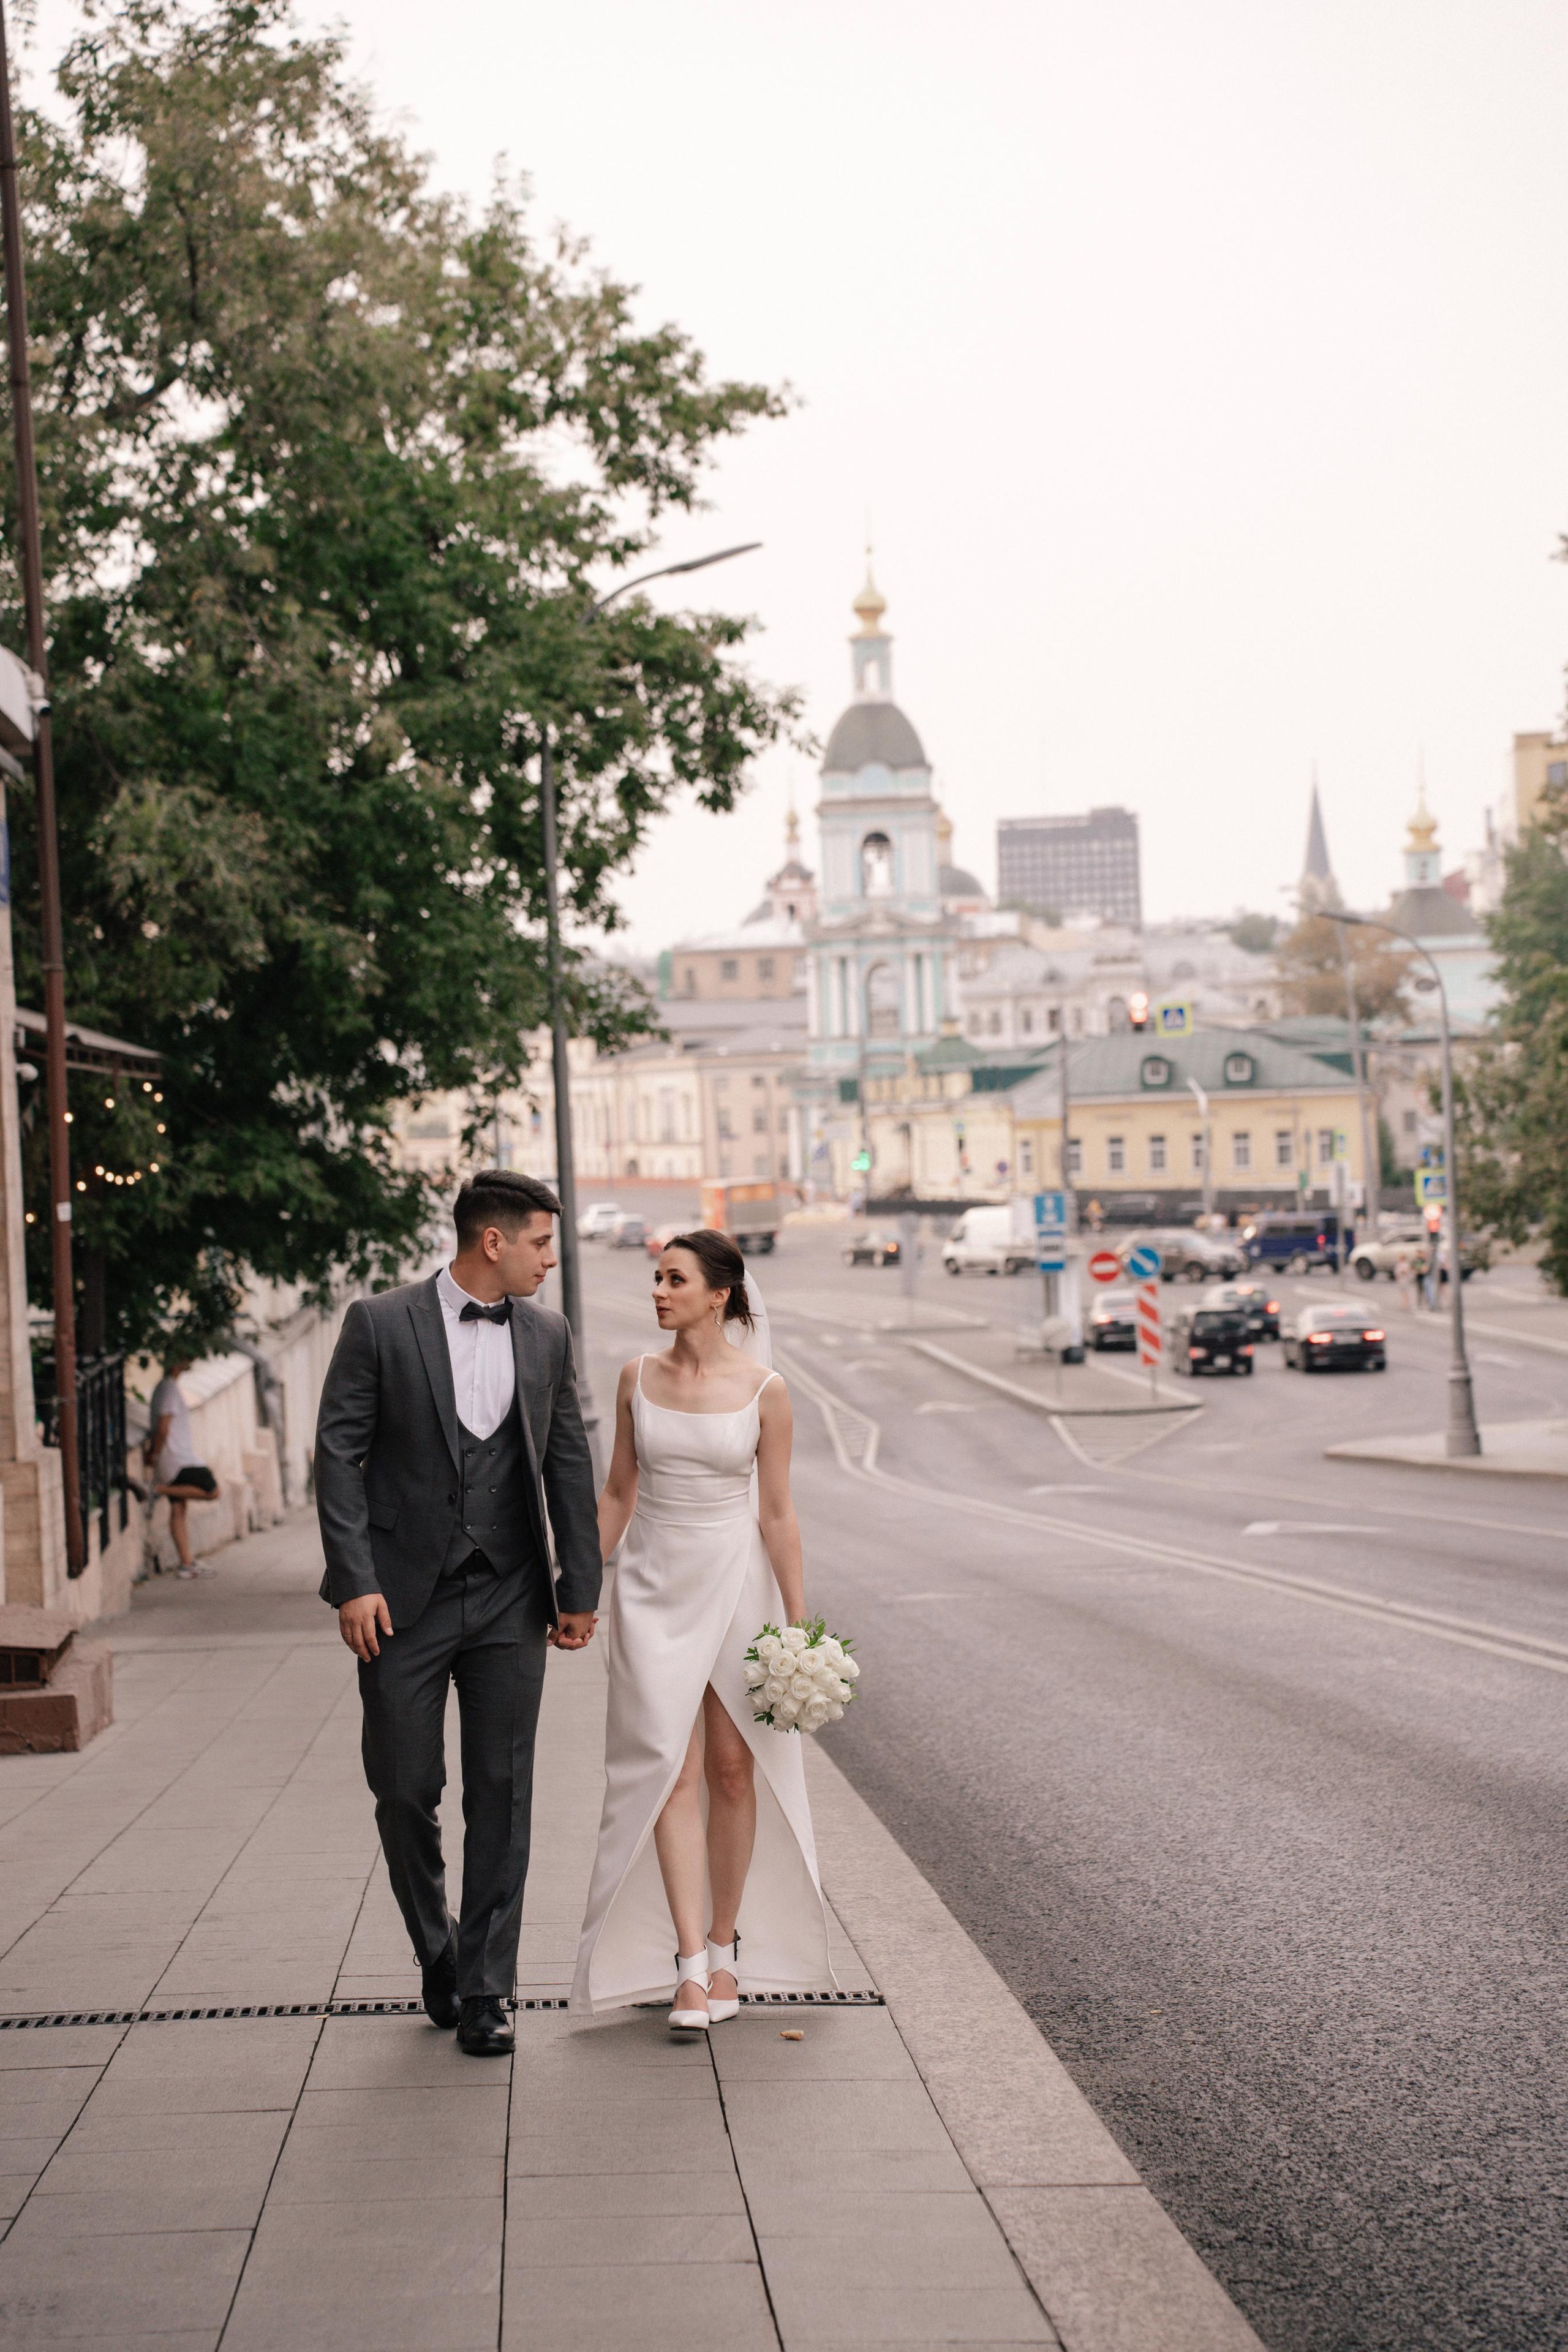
[1338,930,1376,1254]
[0,3,82,1572]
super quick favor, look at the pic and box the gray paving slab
[712,2005,917,2081]
[0,2225,249,2336]
[508,2101,734,2174]
[266,2146,504,2205]
[290,2082,511,2157]
[0,2030,124,2071]
[500,2258,776,2352]
[505,2208,756,2266]
[516,2168,749,2218]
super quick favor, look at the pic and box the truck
[698,1179,780,1255]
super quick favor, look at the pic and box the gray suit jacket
[314,1273,601,1629]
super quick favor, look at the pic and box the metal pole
[1338,932,1374,1273]
[538,735,596,1439]
[1431,959,1479,1457]
[1322,909,1479,1457]
[1188,1076,1213,1222]
[0,5,81,1571]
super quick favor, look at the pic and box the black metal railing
[34,1350,130,1571]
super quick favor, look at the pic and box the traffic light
[1129,990,1150,1031]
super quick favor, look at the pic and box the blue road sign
[1126,1242,1161,1281]
[1033,1190,1066,1275]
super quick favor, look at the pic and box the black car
[1169,1306,1254,1376]
[1088,1289,1137,1351]
[842,1229,902,1268]
[1282,1304,1387,1371]
[1200,1281,1281,1341]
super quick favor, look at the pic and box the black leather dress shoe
[457,1996,514,2057]
[420,1939,460,2030]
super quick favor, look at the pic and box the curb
[807,1741,1264,2352]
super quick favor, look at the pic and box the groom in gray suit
[315,1170,600,2055]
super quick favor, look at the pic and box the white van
[941,1206,1032,1277]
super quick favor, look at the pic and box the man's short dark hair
[453,1169,562,1248]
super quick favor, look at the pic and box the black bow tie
[458,1298,513,1325]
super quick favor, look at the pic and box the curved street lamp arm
[589,540,763,617]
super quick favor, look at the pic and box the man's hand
[549,1611,597,1652]
[339,1594,393,1661]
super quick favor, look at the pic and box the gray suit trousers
[358,1560,551,2000]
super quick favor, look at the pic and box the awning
[14,1009,161,1078]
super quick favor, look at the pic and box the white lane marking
[893,1593,965,1603]
[1476,1352,1518,1368]
[1465,1318,1568,1360]
[914,1400,981,1414]
[774,1346,1568,1681]
[1244,1522,1379,1537]
[1027,1484,1110,1494]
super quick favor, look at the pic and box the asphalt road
[574,1223,1568,2352]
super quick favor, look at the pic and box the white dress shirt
[437,1264,518,1441]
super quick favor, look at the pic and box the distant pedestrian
[144,1359,221,1577]
[1393,1250,1415,1313]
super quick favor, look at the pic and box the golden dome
[852,565,887,636]
[1406,785,1438,854]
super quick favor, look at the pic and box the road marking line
[775,1346,1568,1681]
[914,1401,981,1414]
[1243,1523,1379,1537]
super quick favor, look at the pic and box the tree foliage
[2,0,799,1351]
[1275,913,1412,1026]
[1455,787,1568,1293]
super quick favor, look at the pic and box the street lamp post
[539,541,761,1441]
[1322,910,1480,1458]
[1188,1076,1214,1222]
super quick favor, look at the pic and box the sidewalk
[1326,1417,1568,1479]
[0,1515,1260,2351]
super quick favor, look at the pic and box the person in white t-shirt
[143,1360,221,1577]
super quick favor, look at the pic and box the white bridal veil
[726,1267,773,1372]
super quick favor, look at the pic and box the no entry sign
[1088,1250,1122,1285]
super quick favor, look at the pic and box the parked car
[1281,1303,1387,1371]
[643,1221,687,1261]
[1167,1305,1254,1375]
[1241,1212,1352,1273]
[1120,1229,1245,1284]
[1349,1226,1478,1282]
[577,1201,621,1240]
[1199,1281,1281,1340]
[942,1205,1032,1276]
[843,1229,902,1268]
[1087,1289,1138,1351]
[605,1210,647,1251]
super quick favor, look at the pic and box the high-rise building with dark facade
[997,807,1142,927]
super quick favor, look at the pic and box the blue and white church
[805,572,957,1088]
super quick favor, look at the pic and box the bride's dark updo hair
[666,1229,755,1329]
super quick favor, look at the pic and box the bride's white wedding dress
[570,1355,833,2013]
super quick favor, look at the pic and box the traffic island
[1327,1417,1568,1479]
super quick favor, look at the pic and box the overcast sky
[29,1,1568,945]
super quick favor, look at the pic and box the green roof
[1005,1027,1355,1113]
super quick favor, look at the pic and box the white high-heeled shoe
[668,1951,710,2037]
[706,1934,740,2025]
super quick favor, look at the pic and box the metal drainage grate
[0,1997,574,2031]
[739,1990,884,2005]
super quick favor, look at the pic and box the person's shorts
[165,1464,218,1495]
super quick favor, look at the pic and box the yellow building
[1510,731,1567,839]
[851,1027,1367,1215]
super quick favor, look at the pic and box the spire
[1299,771,1341,911]
[852,553,887,639]
[785,790,800,856]
[1404,775,1441,886]
[936,807,953,856]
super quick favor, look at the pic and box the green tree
[1455,786,1568,1292]
[1275,913,1412,1026]
[3,0,799,1351]
[1226,911,1279,955]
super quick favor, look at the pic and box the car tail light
[1189,1347,1203,1359]
[1363,1329,1385,1343]
[1242,1344,1253,1354]
[1307,1333,1331,1345]
[1266,1300,1279,1313]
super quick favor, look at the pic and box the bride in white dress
[571,1229,832,2029]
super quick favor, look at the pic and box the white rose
[826,1702,845,1722]
[839,1656,860,1681]
[800,1702,829,1734]
[764,1678,790,1703]
[776,1693,801,1719]
[786,1673,812,1701]
[819,1637,844,1666]
[782,1626,809,1653]
[743,1660,767,1687]
[758,1635,784,1661]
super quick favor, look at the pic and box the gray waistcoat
[443,1400,541,1580]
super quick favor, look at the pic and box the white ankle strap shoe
[668,1951,710,2036]
[706,1934,740,2024]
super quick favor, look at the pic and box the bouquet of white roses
[744,1617,859,1734]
